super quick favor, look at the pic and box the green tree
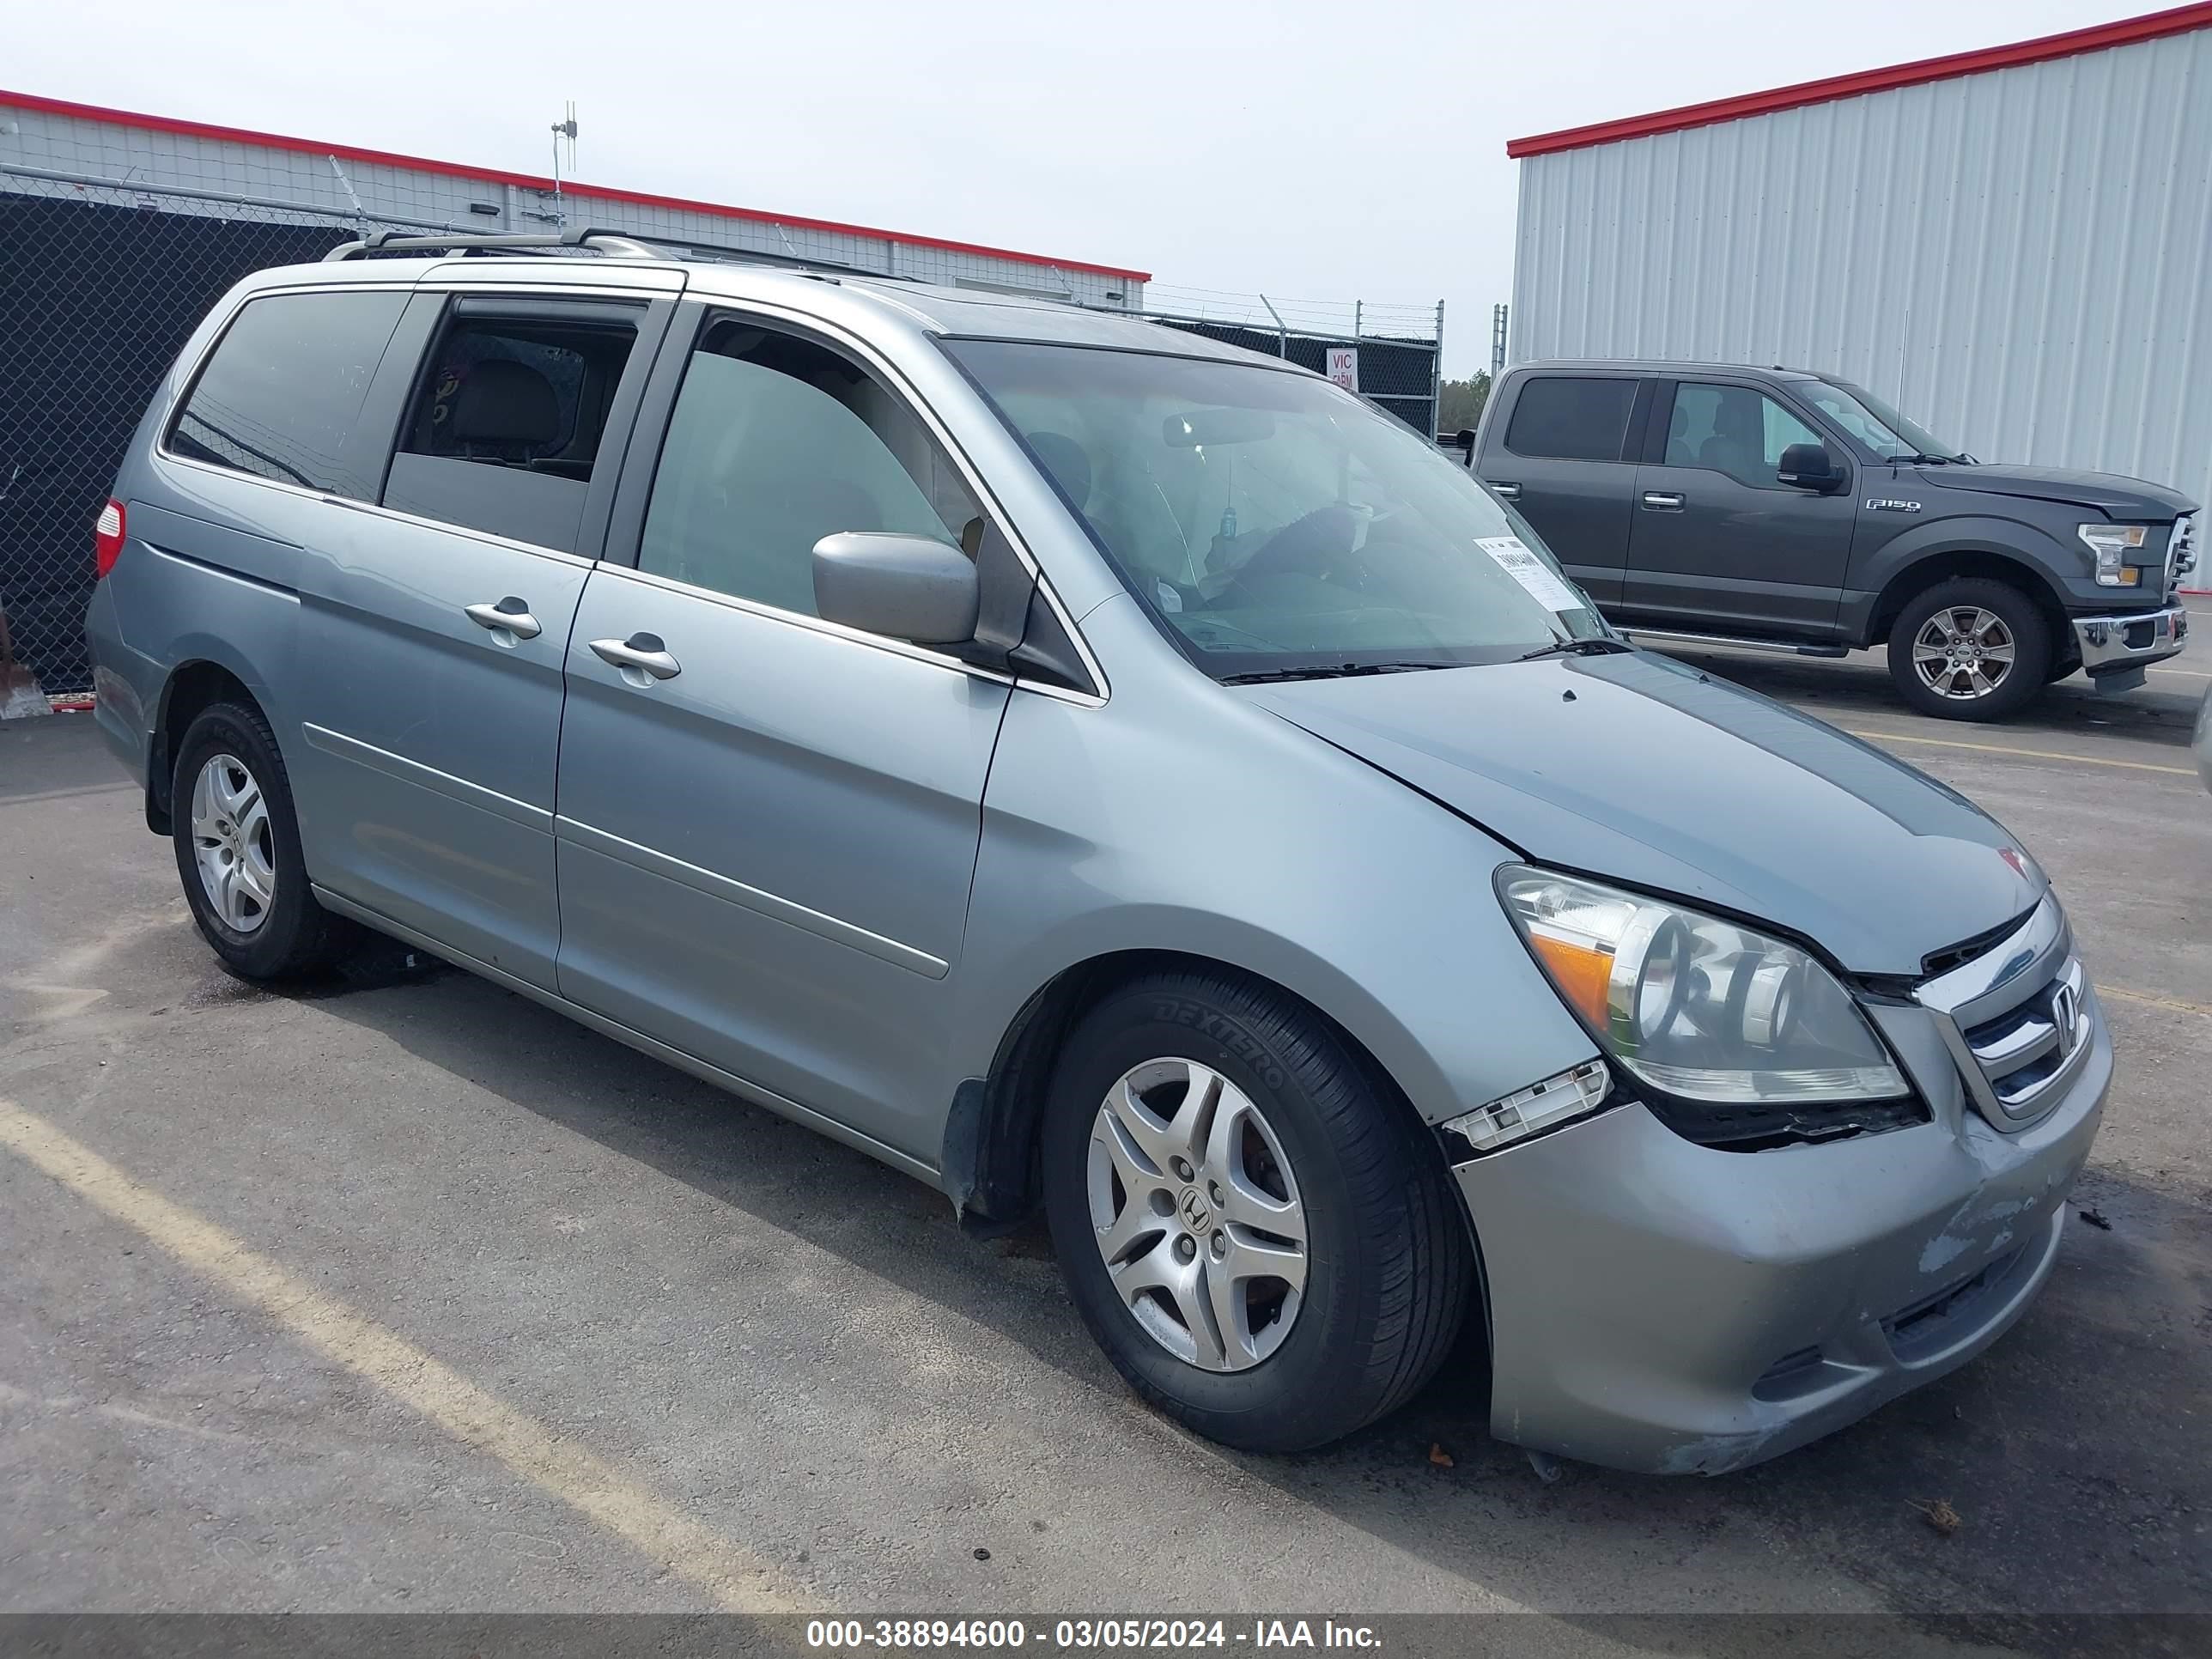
[1437,373,1492,435]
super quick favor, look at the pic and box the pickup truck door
[1621,377,1856,636]
[1475,373,1645,605]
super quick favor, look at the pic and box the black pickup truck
[1462,362,2197,720]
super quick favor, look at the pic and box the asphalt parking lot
[2,627,2207,1651]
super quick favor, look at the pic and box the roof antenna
[550,102,578,228]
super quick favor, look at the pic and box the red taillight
[94,498,125,579]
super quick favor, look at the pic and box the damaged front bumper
[1452,989,2109,1475]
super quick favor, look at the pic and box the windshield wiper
[1882,452,1960,465]
[1219,661,1460,685]
[1516,637,1633,663]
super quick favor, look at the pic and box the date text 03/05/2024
[805,1619,1384,1650]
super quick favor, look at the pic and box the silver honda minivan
[86,234,2108,1474]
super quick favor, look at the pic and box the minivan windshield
[944,340,1614,681]
[1802,380,1969,464]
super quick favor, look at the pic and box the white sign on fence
[1325,347,1358,392]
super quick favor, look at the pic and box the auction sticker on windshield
[1477,536,1586,615]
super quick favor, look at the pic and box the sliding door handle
[589,633,682,683]
[464,599,542,640]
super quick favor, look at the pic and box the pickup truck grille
[1913,895,2094,1128]
[2170,512,2198,595]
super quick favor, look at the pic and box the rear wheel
[171,702,354,981]
[1886,578,2051,721]
[1041,969,1471,1451]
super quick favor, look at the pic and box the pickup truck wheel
[1041,970,1471,1452]
[1887,579,2051,721]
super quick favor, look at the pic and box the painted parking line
[1843,728,2197,776]
[0,1102,816,1614]
[2101,986,2212,1019]
[2149,666,2210,678]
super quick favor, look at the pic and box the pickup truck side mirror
[1455,428,1478,467]
[812,532,980,644]
[1778,442,1843,493]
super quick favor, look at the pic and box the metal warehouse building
[1505,3,2212,516]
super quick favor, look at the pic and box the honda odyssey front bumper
[1452,969,2108,1475]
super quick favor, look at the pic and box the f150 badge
[1867,497,1923,513]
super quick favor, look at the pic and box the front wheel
[1886,578,2051,721]
[1041,970,1471,1452]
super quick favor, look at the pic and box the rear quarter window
[167,289,408,501]
[1504,376,1638,463]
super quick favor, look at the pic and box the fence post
[1431,301,1446,438]
[1259,294,1288,359]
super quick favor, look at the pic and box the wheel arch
[1868,550,2074,669]
[145,657,265,835]
[943,947,1452,1230]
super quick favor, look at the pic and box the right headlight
[1497,866,1917,1146]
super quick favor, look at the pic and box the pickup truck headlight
[2078,523,2148,587]
[1498,867,1914,1144]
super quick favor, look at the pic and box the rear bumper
[2072,603,2187,676]
[1455,1005,2108,1475]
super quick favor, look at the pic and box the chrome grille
[1914,895,2094,1127]
[2170,511,2198,596]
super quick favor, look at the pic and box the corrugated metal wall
[0,101,1144,308]
[1510,25,2212,512]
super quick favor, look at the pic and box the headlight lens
[2078,522,2148,586]
[1497,866,1909,1108]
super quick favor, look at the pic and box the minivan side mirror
[1777,442,1843,492]
[812,532,980,645]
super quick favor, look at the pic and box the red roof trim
[1506,2,2212,158]
[0,87,1153,283]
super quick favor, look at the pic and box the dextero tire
[170,702,355,981]
[1886,578,2052,721]
[1041,969,1471,1452]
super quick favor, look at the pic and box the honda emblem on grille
[2051,982,2080,1059]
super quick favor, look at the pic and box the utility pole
[550,103,578,228]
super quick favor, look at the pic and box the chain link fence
[1,173,388,700]
[2,171,1442,702]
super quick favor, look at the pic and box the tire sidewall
[1041,980,1384,1445]
[171,704,322,980]
[1888,580,2051,721]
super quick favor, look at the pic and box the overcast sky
[12,0,2139,374]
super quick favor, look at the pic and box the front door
[553,307,1012,1161]
[293,288,671,988]
[1621,379,1857,636]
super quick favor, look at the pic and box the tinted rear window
[167,289,408,500]
[1504,376,1637,462]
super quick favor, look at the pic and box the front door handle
[1641,490,1686,511]
[1490,481,1522,500]
[465,598,542,640]
[589,633,683,684]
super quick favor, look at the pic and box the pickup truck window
[1663,383,1823,490]
[1504,376,1637,462]
[945,339,1613,680]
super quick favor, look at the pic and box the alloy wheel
[1086,1057,1308,1371]
[1911,606,2017,701]
[190,752,276,933]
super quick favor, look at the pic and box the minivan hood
[1917,463,2197,517]
[1247,652,2043,977]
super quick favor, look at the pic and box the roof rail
[323,226,672,262]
